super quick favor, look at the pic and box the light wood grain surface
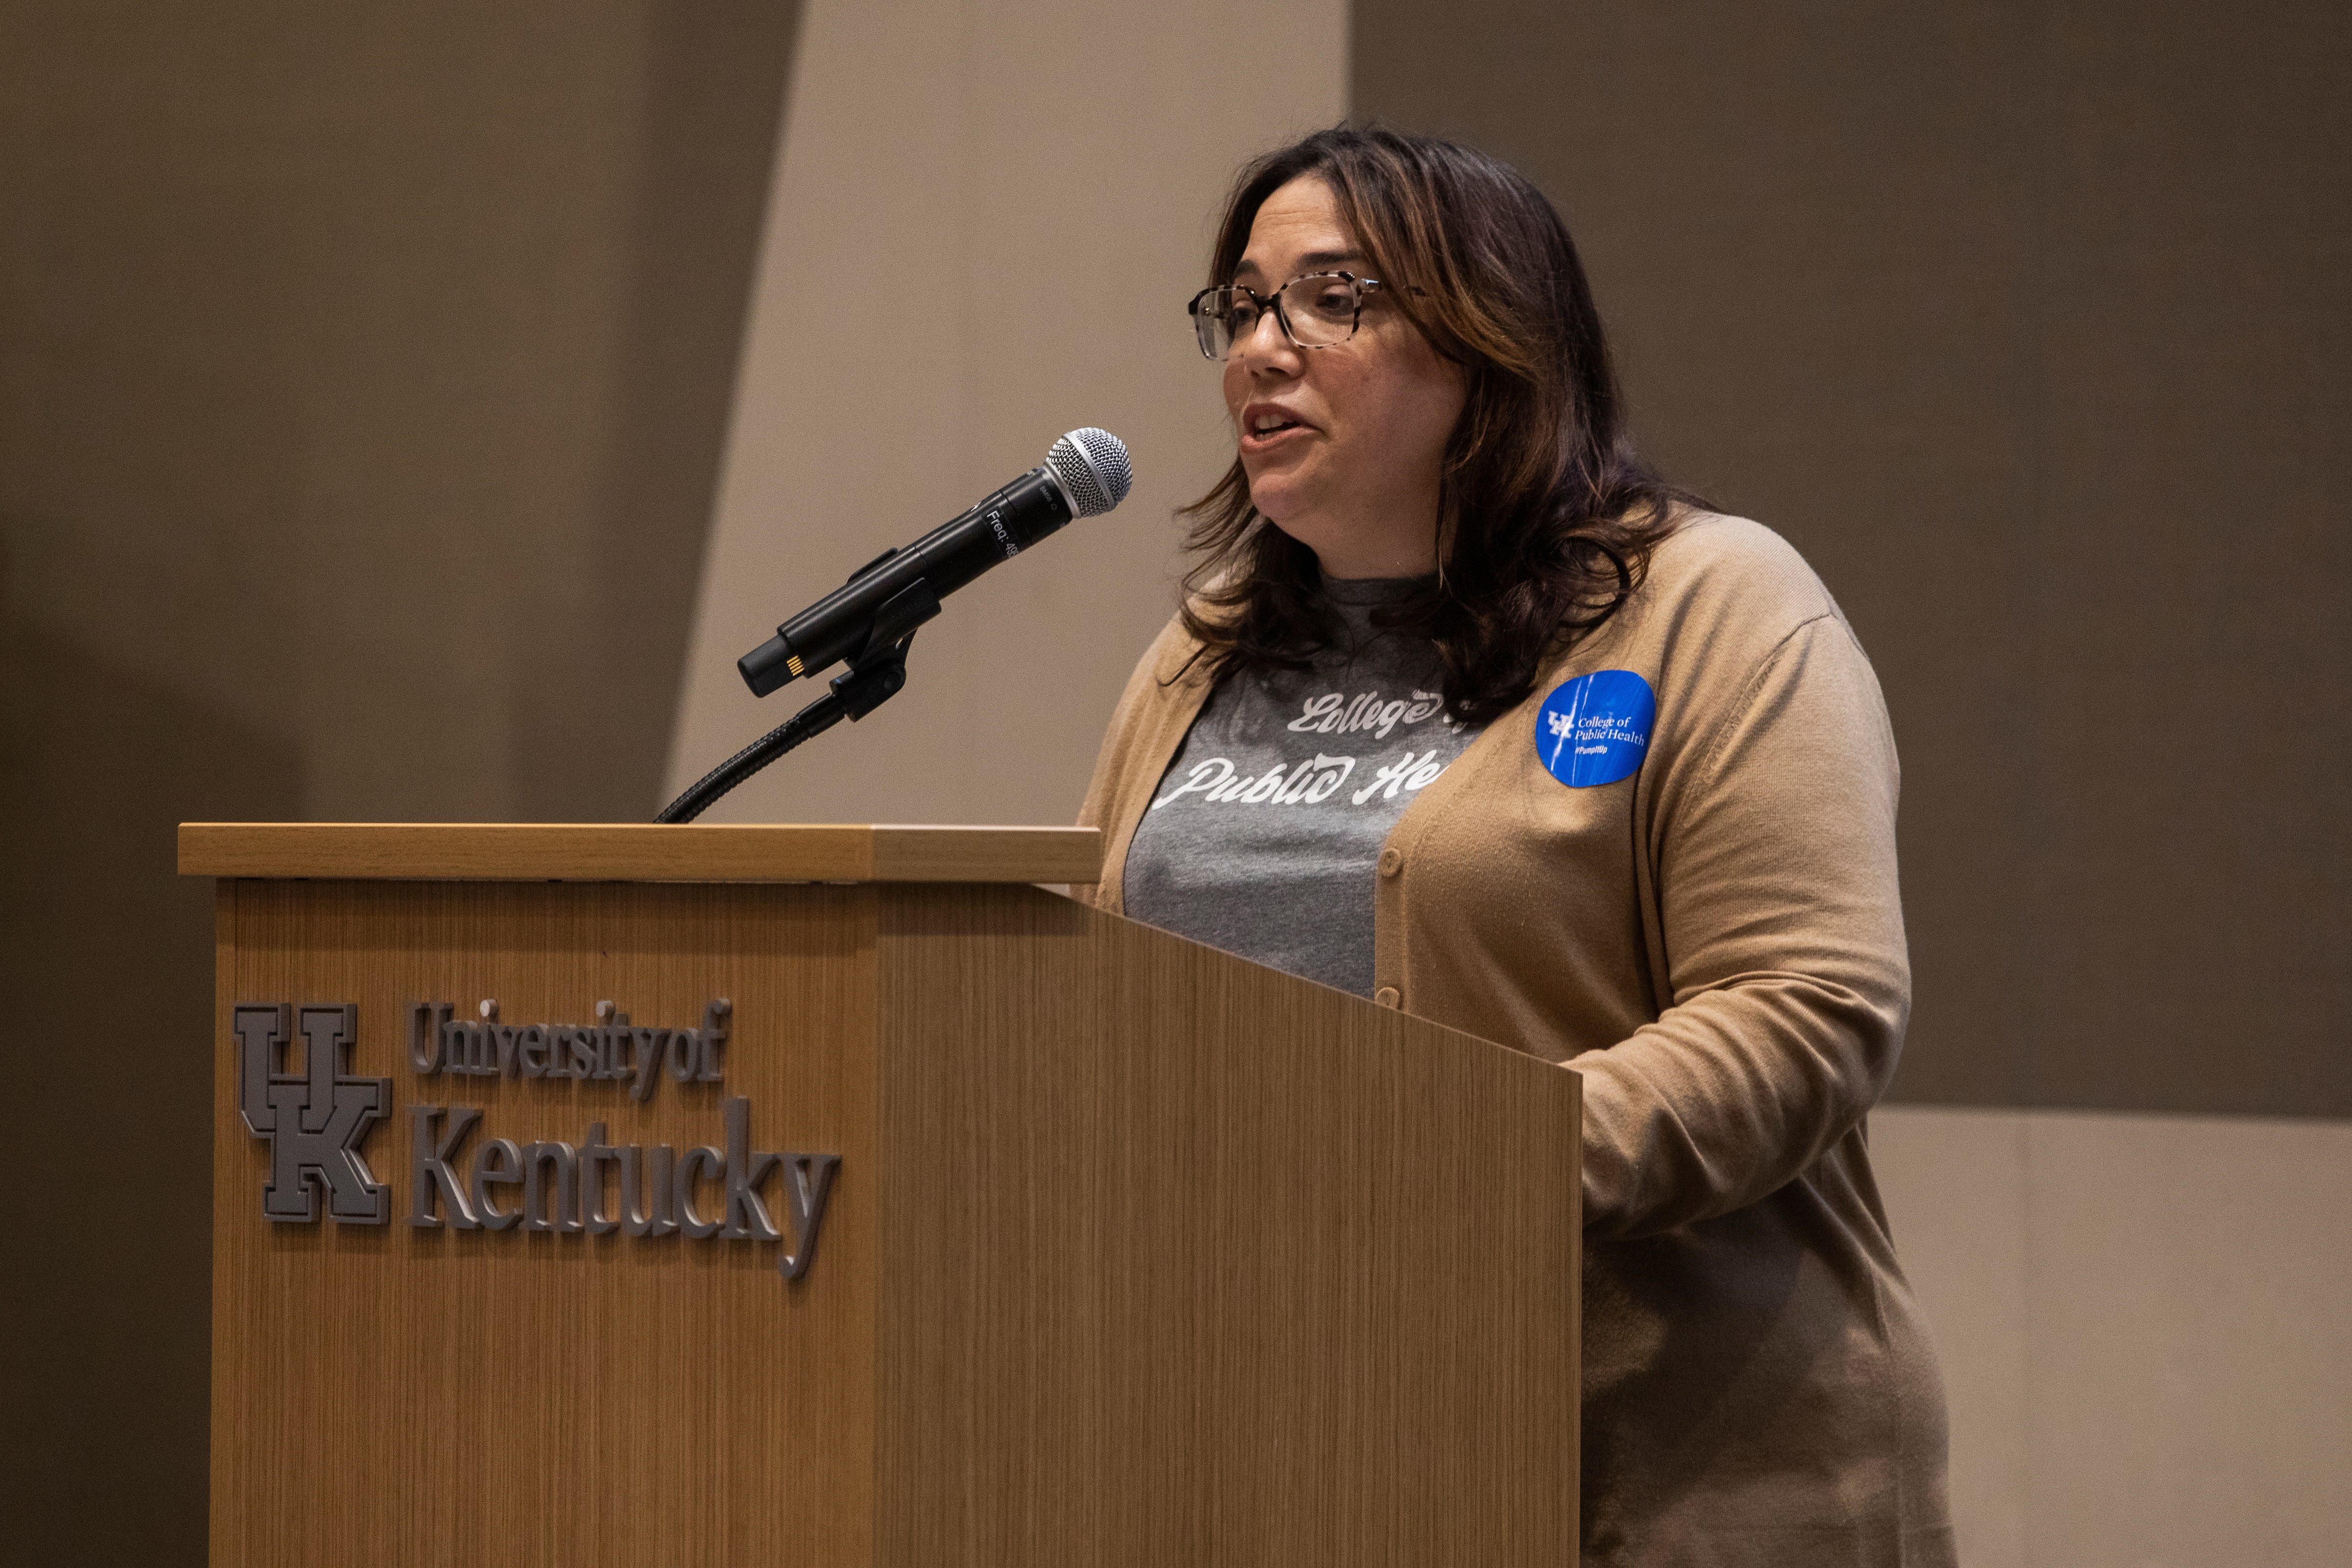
[209,876,1580,1566]
[212,878,882,1568]
[179,822,1102,883]
[874,884,1582,1568]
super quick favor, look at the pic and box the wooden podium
[182,823,1581,1568]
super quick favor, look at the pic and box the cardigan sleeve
[1074,614,1211,915]
[1571,610,1911,1238]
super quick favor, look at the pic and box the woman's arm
[1574,610,1910,1238]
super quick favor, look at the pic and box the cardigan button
[1374,987,1400,1008]
[1376,847,1403,878]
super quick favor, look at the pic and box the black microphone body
[737,428,1130,697]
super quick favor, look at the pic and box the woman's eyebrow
[1234,246,1369,281]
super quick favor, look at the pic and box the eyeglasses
[1187,271,1386,360]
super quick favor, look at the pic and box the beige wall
[1874,1106,2352,1568]
[663,0,1347,827]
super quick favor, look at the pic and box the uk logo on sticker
[1536,670,1655,788]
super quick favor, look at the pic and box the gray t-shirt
[1123,577,1482,997]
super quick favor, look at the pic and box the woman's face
[1223,175,1468,579]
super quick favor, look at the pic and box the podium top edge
[176,823,1103,884]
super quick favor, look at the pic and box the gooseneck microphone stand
[653,576,940,825]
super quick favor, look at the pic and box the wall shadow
[0,599,302,1564]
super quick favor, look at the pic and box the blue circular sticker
[1535,670,1656,788]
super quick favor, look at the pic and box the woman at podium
[1078,126,1956,1568]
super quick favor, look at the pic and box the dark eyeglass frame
[1186,270,1387,360]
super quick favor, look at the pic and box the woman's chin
[1244,473,1318,528]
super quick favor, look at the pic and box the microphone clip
[653,576,941,824]
[831,577,939,722]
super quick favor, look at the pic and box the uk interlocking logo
[235,1002,392,1225]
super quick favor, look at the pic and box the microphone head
[1046,427,1133,518]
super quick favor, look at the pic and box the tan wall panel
[1873,1106,2352,1568]
[666,0,1348,826]
[1870,1108,2033,1568]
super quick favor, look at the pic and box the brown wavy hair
[1178,125,1701,723]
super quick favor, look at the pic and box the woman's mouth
[1241,410,1314,451]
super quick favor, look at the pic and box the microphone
[738,427,1133,696]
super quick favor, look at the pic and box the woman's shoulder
[1641,510,1844,626]
[1601,508,1858,658]
[1536,508,1866,703]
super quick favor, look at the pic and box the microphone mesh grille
[1047,427,1133,517]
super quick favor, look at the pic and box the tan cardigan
[1076,514,1955,1566]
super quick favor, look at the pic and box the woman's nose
[1234,303,1299,371]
